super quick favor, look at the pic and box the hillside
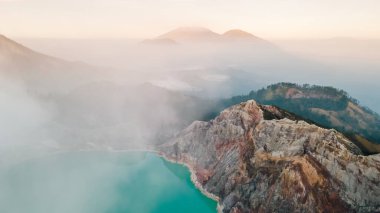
[157,27,220,42]
[222,29,261,41]
[0,34,102,94]
[160,100,380,212]
[214,83,380,154]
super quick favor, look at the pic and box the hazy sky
[1,0,380,39]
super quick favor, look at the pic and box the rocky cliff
[217,83,380,154]
[160,100,380,213]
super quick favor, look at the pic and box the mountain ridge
[222,29,260,40]
[148,27,264,43]
[160,100,380,213]
[0,34,61,63]
[213,82,380,154]
[0,34,103,94]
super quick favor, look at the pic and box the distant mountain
[157,27,220,42]
[222,29,260,41]
[0,34,60,68]
[213,83,380,154]
[147,27,264,44]
[0,34,101,94]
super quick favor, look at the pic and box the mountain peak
[157,27,220,41]
[153,27,267,44]
[223,29,259,40]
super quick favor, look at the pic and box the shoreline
[157,152,224,213]
[68,148,224,212]
[5,147,223,212]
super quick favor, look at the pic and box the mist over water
[0,0,379,211]
[0,152,217,213]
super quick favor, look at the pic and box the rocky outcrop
[160,100,380,213]
[218,82,380,154]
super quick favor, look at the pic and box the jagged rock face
[217,83,380,154]
[160,100,380,213]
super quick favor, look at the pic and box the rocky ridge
[218,83,380,154]
[160,100,380,212]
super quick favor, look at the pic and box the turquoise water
[0,152,217,213]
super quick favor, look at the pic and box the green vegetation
[209,83,380,154]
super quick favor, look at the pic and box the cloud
[199,74,229,82]
[0,77,50,147]
[149,77,200,92]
